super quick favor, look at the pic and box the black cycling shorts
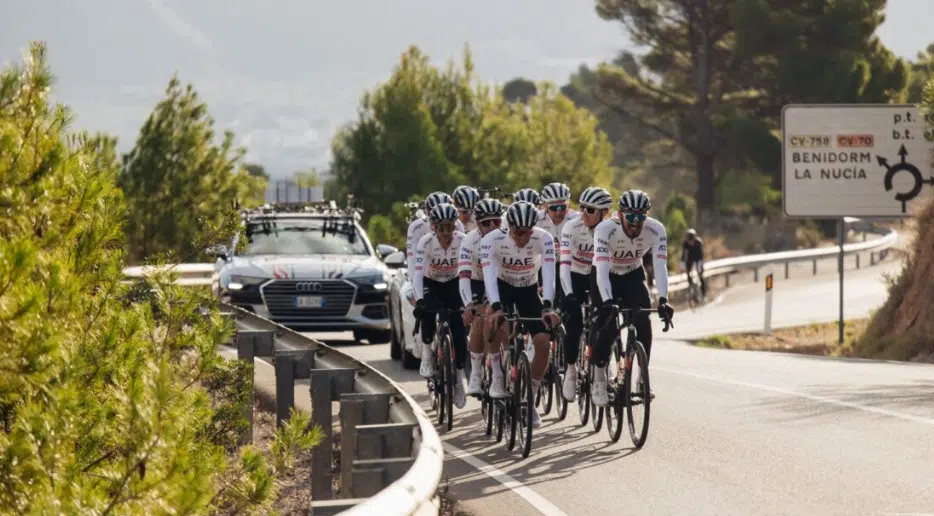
[496,279,546,335]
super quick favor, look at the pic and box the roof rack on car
[243,195,364,220]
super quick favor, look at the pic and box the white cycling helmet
[512,188,540,206]
[618,189,652,211]
[429,203,458,223]
[506,201,539,229]
[452,185,480,210]
[579,187,613,210]
[474,198,504,220]
[425,191,453,211]
[541,182,571,203]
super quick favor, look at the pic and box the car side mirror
[383,250,405,269]
[376,243,398,259]
[206,244,230,260]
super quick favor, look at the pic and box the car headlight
[353,273,389,291]
[228,275,268,291]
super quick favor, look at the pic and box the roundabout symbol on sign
[876,144,934,213]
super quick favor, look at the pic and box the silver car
[210,202,401,343]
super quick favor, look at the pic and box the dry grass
[251,403,316,516]
[437,477,472,516]
[694,319,870,357]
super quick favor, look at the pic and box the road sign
[782,104,934,218]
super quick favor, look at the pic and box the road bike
[570,295,608,431]
[413,306,462,432]
[685,268,704,310]
[488,306,564,458]
[599,303,672,447]
[535,318,568,421]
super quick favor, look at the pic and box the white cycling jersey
[536,208,580,243]
[457,228,484,306]
[413,231,466,301]
[479,226,556,304]
[460,214,477,233]
[405,217,465,280]
[558,216,597,294]
[593,216,669,301]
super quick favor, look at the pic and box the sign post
[782,104,933,344]
[764,270,774,335]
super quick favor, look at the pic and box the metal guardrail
[665,217,898,293]
[217,303,442,515]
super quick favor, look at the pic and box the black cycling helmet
[452,185,480,210]
[474,198,504,220]
[506,201,538,229]
[429,203,458,223]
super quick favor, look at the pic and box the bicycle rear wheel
[442,332,454,431]
[435,341,445,426]
[625,339,651,448]
[515,352,534,458]
[481,361,494,437]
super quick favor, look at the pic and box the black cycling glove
[657,296,674,321]
[413,298,426,319]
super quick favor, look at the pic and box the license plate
[294,296,326,308]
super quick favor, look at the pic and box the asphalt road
[308,247,934,515]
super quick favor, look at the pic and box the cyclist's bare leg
[530,332,551,381]
[484,304,509,398]
[466,313,486,394]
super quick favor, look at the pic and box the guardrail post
[812,260,817,275]
[870,251,876,266]
[274,349,314,427]
[784,262,789,279]
[338,393,395,498]
[236,330,275,444]
[309,368,358,501]
[855,253,860,269]
[351,458,416,497]
[753,268,758,282]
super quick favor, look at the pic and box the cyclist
[453,185,480,233]
[512,187,541,208]
[413,203,469,407]
[406,191,465,290]
[480,201,559,428]
[681,228,706,302]
[457,198,506,394]
[558,186,613,401]
[538,182,579,243]
[592,190,674,406]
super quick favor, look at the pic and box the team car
[208,199,401,343]
[384,201,425,369]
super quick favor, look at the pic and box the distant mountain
[1,0,927,177]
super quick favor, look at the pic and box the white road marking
[654,367,934,426]
[442,442,569,516]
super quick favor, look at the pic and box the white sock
[470,351,483,373]
[456,367,466,382]
[490,353,502,380]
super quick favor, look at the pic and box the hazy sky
[2,0,931,177]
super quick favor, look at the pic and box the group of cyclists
[407,182,701,429]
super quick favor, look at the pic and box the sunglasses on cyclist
[479,218,502,228]
[434,222,456,233]
[582,206,601,215]
[510,227,532,237]
[547,203,568,212]
[623,211,647,223]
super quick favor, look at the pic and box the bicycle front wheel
[515,352,534,458]
[553,332,568,421]
[442,332,454,431]
[625,339,651,448]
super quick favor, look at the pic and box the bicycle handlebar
[486,312,565,343]
[412,306,465,336]
[601,303,673,332]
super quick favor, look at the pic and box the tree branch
[591,91,696,154]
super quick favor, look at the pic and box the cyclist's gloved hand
[413,299,426,319]
[561,293,577,310]
[657,296,674,322]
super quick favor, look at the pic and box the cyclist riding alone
[593,190,674,405]
[453,185,480,233]
[558,186,613,402]
[457,198,506,395]
[481,201,560,429]
[413,203,470,407]
[405,192,465,300]
[681,228,706,302]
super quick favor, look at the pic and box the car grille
[261,280,356,318]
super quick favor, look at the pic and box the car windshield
[241,218,369,256]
